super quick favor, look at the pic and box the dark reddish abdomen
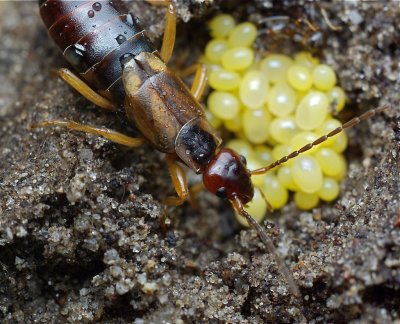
[39,0,157,103]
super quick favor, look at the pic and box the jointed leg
[180,64,208,101]
[164,154,189,206]
[146,0,176,64]
[55,68,116,111]
[31,120,144,148]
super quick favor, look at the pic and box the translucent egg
[318,177,339,202]
[277,166,299,191]
[316,118,342,147]
[294,191,319,210]
[222,47,254,71]
[226,139,254,158]
[287,65,313,91]
[242,108,271,144]
[272,144,293,166]
[295,91,329,130]
[209,14,235,38]
[315,148,344,177]
[208,91,240,120]
[331,155,347,180]
[209,69,241,91]
[267,83,297,117]
[246,157,266,187]
[312,64,336,91]
[270,116,299,144]
[205,110,222,128]
[330,132,348,153]
[260,54,294,83]
[224,114,242,132]
[294,51,320,70]
[291,155,323,193]
[254,145,274,166]
[228,22,257,47]
[240,71,269,109]
[205,39,229,63]
[235,187,267,226]
[327,86,346,113]
[290,131,319,154]
[263,174,289,209]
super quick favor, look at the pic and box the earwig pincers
[35,0,390,297]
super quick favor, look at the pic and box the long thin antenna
[251,104,390,176]
[232,196,300,297]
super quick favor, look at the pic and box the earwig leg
[31,120,144,148]
[164,154,189,206]
[188,182,205,208]
[146,0,176,64]
[55,68,116,112]
[181,64,208,101]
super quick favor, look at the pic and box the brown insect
[35,0,389,297]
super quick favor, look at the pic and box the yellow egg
[331,155,347,180]
[224,114,242,132]
[318,177,340,202]
[246,157,266,187]
[294,191,319,210]
[290,131,319,154]
[205,110,222,128]
[291,155,323,193]
[239,70,269,109]
[295,91,329,130]
[327,86,346,113]
[209,69,241,91]
[267,83,297,117]
[316,118,343,147]
[270,116,299,144]
[226,139,254,158]
[294,51,320,70]
[272,144,293,166]
[277,166,299,191]
[209,14,235,38]
[287,65,313,91]
[235,187,267,226]
[260,54,294,83]
[228,22,257,47]
[253,145,274,166]
[312,64,337,91]
[222,47,254,71]
[208,91,240,120]
[330,132,348,153]
[205,39,229,63]
[262,174,289,209]
[314,148,345,177]
[242,108,271,144]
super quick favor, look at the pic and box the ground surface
[0,1,399,323]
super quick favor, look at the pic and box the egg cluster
[203,14,348,224]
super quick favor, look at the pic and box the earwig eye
[216,187,227,199]
[239,155,247,166]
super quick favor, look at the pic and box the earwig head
[203,148,254,204]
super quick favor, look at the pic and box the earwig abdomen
[39,0,156,104]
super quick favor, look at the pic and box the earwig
[35,0,390,297]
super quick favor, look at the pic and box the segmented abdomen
[39,0,157,103]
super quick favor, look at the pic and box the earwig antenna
[232,196,300,297]
[251,104,390,176]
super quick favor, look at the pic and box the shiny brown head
[202,148,254,204]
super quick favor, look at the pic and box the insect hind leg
[54,68,116,112]
[31,120,144,148]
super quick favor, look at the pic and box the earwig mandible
[34,0,390,297]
